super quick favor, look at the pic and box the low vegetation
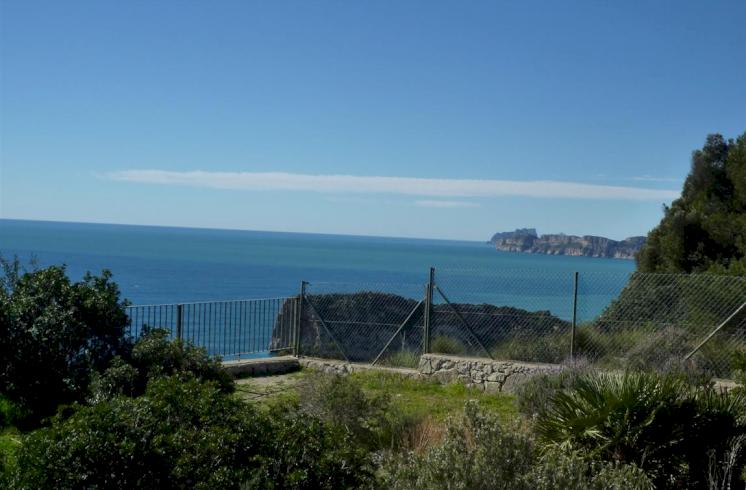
[2,256,746,487]
[534,371,746,488]
[379,401,653,490]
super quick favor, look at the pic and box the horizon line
[0,217,649,244]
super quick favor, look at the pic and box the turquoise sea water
[0,219,635,321]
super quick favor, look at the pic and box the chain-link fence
[296,281,426,367]
[295,269,746,377]
[576,272,746,376]
[125,269,746,377]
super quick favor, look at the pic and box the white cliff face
[489,230,645,259]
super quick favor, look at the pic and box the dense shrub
[491,333,569,364]
[515,365,590,418]
[297,371,415,451]
[0,395,25,431]
[0,263,131,426]
[10,375,372,489]
[380,401,651,490]
[245,407,373,489]
[90,328,233,402]
[11,376,257,489]
[535,371,746,489]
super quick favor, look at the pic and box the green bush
[491,334,569,364]
[0,395,25,430]
[525,450,653,490]
[0,263,131,426]
[535,371,746,489]
[380,401,651,490]
[514,365,588,418]
[90,328,233,402]
[10,375,372,489]
[11,375,259,489]
[430,335,466,355]
[245,407,373,489]
[297,371,414,451]
[1,427,21,489]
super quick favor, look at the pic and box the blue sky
[1,1,744,241]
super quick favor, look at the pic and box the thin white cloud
[630,175,683,183]
[415,200,479,208]
[105,169,680,201]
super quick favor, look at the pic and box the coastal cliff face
[489,229,645,259]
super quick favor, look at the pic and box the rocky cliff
[489,229,645,259]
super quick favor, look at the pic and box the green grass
[378,351,420,369]
[234,370,306,409]
[236,368,519,424]
[348,370,518,423]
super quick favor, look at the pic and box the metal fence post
[423,267,435,354]
[570,272,578,361]
[294,281,307,357]
[176,303,183,342]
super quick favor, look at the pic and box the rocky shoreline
[489,229,645,259]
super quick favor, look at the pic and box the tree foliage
[637,132,746,274]
[90,328,234,403]
[0,260,131,426]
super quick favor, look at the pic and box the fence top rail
[434,267,746,280]
[306,280,427,289]
[126,296,297,309]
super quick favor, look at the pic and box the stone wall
[231,355,737,393]
[299,358,422,378]
[418,354,562,393]
[297,354,562,393]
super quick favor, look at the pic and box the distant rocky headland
[488,228,645,260]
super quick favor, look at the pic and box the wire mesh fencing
[296,269,746,377]
[125,269,746,377]
[297,281,427,367]
[126,297,297,360]
[576,272,746,376]
[430,268,577,364]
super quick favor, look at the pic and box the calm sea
[0,219,635,321]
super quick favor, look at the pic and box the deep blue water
[0,219,636,321]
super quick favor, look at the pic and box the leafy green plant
[491,334,569,364]
[245,407,373,489]
[514,365,589,418]
[10,374,373,489]
[525,449,653,490]
[90,328,233,402]
[297,371,412,451]
[11,375,260,489]
[536,371,746,488]
[0,264,131,426]
[0,395,25,431]
[380,401,651,490]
